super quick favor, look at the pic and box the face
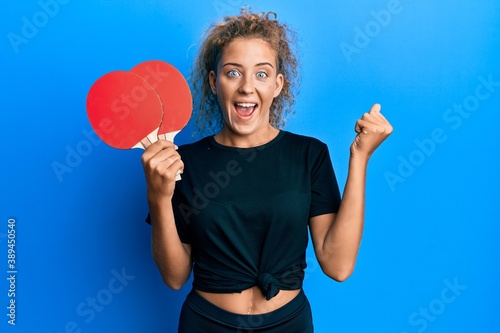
[209,38,284,141]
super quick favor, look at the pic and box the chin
[229,124,257,136]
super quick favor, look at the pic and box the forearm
[321,154,368,279]
[316,104,391,280]
[148,196,192,290]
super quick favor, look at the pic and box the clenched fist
[351,104,393,159]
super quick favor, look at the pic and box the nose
[238,74,254,94]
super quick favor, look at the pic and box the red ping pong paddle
[131,60,192,180]
[131,60,192,143]
[86,70,163,150]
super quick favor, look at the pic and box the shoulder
[177,136,212,154]
[281,131,328,151]
[175,137,215,165]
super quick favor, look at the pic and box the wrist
[349,152,370,167]
[147,191,173,209]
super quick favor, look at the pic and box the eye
[227,70,240,77]
[256,71,268,79]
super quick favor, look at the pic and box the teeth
[236,103,256,107]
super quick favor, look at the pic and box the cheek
[215,91,231,117]
[263,85,278,103]
[217,90,231,109]
[216,79,232,99]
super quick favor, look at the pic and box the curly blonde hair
[190,8,300,136]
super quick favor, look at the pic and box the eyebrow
[222,62,275,69]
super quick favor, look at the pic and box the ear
[209,70,217,95]
[273,73,284,98]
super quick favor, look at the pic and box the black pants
[178,289,314,333]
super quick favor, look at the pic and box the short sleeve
[171,190,192,244]
[309,143,341,217]
[144,192,192,244]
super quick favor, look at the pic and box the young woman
[142,9,392,332]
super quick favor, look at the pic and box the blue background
[1,0,499,332]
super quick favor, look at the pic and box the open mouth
[234,102,257,118]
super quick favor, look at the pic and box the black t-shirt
[152,130,341,300]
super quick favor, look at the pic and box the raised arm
[141,139,192,290]
[309,103,392,281]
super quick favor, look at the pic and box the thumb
[369,103,381,114]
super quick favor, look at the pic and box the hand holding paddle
[141,140,184,200]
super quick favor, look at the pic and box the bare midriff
[195,286,301,314]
